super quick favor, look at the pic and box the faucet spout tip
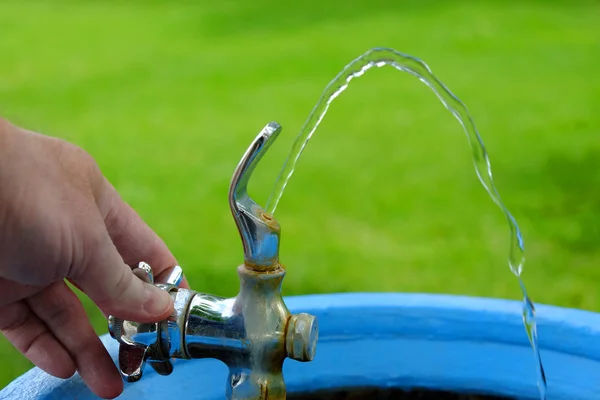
[230,122,283,270]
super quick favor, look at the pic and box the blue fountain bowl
[2,293,600,399]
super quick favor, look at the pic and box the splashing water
[265,47,546,399]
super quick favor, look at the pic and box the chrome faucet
[107,122,318,400]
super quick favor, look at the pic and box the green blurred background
[1,0,599,389]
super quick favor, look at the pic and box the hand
[0,118,189,399]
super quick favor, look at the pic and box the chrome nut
[285,313,318,362]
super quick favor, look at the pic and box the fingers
[0,300,75,379]
[27,281,123,399]
[70,222,173,322]
[98,179,190,289]
[0,278,43,308]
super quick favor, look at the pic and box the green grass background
[1,0,599,389]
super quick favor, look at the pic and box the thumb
[70,224,173,323]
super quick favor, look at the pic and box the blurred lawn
[1,0,599,390]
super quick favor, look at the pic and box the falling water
[264,47,546,399]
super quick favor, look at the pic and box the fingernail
[142,284,173,316]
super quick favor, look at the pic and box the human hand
[0,118,189,398]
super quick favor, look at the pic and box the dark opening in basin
[288,387,514,400]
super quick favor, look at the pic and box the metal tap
[107,122,318,400]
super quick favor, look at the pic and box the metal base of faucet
[187,264,317,400]
[109,262,317,400]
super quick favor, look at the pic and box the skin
[0,117,190,399]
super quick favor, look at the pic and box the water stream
[265,47,546,399]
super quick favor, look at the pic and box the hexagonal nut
[285,313,318,362]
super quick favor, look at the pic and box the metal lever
[108,263,182,382]
[229,122,282,271]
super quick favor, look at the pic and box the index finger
[97,178,190,289]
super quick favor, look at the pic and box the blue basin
[2,293,600,399]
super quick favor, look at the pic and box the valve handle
[108,263,182,381]
[147,319,173,376]
[117,343,149,382]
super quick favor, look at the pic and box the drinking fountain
[105,122,318,399]
[3,123,600,400]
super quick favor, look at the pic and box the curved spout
[229,122,283,271]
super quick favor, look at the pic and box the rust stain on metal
[259,210,281,232]
[244,261,284,273]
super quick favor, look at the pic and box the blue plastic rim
[2,293,600,400]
